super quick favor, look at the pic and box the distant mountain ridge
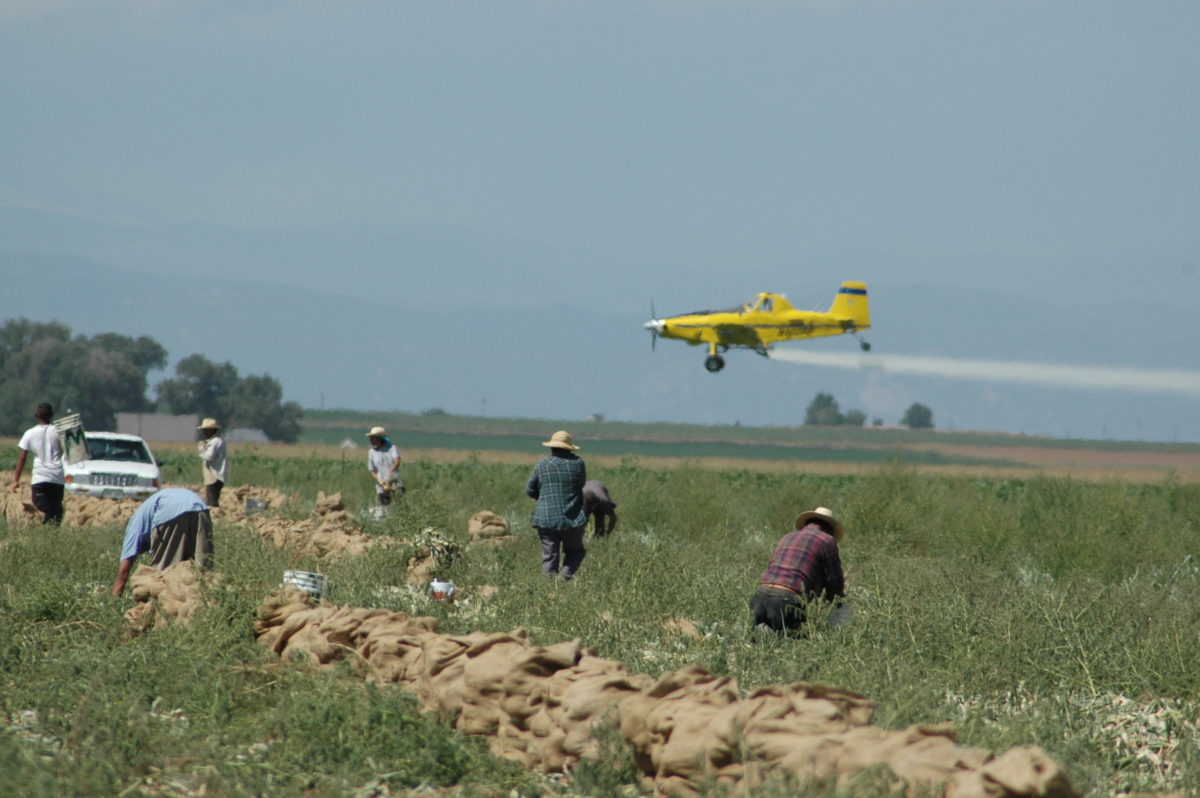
[2,246,1198,443]
[4,204,1198,315]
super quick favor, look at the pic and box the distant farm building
[118,412,198,442]
[227,428,269,443]
[117,412,267,443]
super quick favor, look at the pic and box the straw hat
[197,418,221,430]
[366,426,387,437]
[794,506,844,542]
[541,430,580,450]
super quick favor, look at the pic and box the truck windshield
[86,438,153,464]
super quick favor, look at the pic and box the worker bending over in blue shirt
[111,487,215,597]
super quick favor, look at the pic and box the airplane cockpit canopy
[685,294,783,316]
[747,295,774,313]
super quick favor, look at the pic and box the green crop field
[303,408,1200,454]
[2,437,1199,796]
[303,427,1020,467]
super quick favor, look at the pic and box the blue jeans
[537,526,586,579]
[748,585,807,632]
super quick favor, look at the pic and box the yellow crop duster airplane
[643,281,871,372]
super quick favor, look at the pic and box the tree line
[0,319,303,442]
[804,392,934,429]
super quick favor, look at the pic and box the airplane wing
[711,324,766,348]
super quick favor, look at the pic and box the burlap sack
[411,635,476,721]
[250,512,380,559]
[957,745,1076,798]
[468,511,512,543]
[124,560,210,636]
[360,627,440,685]
[254,585,318,640]
[543,653,652,763]
[314,490,345,515]
[459,632,536,735]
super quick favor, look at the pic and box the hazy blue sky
[3,1,1196,303]
[3,2,1199,441]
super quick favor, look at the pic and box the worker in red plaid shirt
[749,506,846,634]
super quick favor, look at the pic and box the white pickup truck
[64,431,162,500]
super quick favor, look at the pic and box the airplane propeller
[644,300,661,352]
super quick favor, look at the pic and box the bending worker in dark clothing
[112,488,215,597]
[749,506,845,633]
[582,480,617,537]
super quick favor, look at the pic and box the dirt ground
[906,442,1200,475]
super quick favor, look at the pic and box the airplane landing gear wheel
[705,354,726,373]
[860,341,871,352]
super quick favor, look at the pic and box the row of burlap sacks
[123,507,514,634]
[246,490,382,558]
[254,588,1077,798]
[0,482,289,527]
[244,496,513,561]
[3,481,509,561]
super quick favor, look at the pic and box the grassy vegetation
[2,443,1200,795]
[301,427,1019,467]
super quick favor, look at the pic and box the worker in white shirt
[11,402,65,524]
[197,418,229,508]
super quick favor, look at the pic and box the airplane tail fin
[828,281,870,329]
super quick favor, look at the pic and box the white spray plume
[771,349,1200,396]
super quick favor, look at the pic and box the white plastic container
[428,579,456,602]
[282,570,327,599]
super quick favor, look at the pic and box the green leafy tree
[227,374,303,443]
[842,409,867,427]
[0,318,165,433]
[156,354,303,442]
[155,354,240,422]
[804,393,843,426]
[0,320,71,432]
[804,393,869,427]
[901,402,935,429]
[68,332,168,427]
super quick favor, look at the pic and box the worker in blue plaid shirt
[525,430,588,579]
